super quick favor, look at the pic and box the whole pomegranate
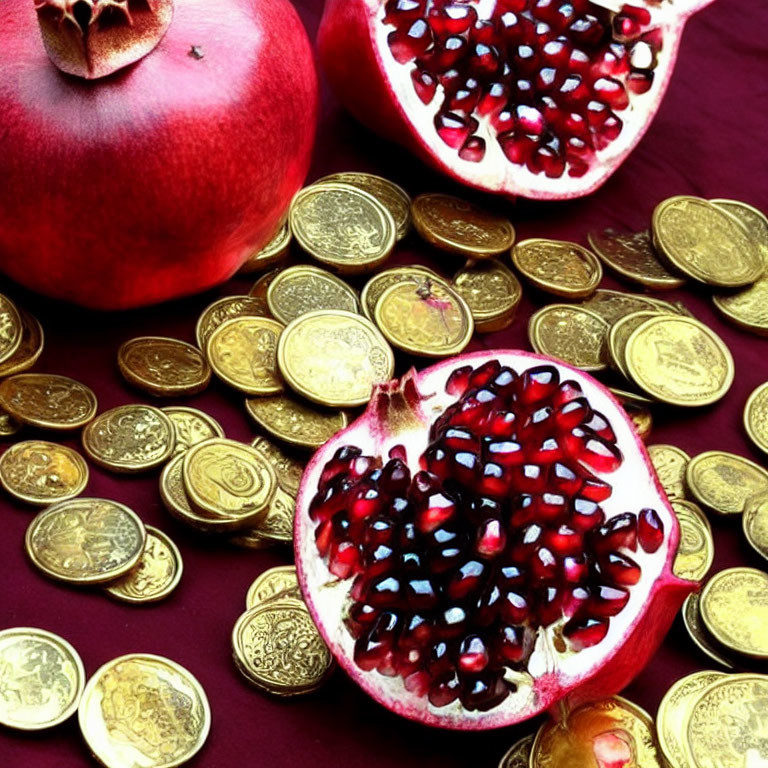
[0,0,317,309]
[319,0,715,199]
[295,352,696,729]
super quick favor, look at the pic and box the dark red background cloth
[2,1,768,765]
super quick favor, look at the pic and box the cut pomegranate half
[295,351,696,729]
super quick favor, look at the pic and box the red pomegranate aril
[531,547,558,579]
[412,67,439,103]
[590,584,630,617]
[568,13,605,46]
[571,498,606,531]
[638,508,664,553]
[627,70,654,94]
[447,560,486,599]
[599,552,642,586]
[564,615,610,649]
[444,427,480,452]
[499,11,534,44]
[593,42,630,77]
[501,590,530,624]
[584,411,616,441]
[405,670,431,696]
[596,512,638,552]
[351,486,383,521]
[388,19,433,64]
[354,612,399,670]
[537,585,564,624]
[536,492,568,520]
[515,104,546,135]
[404,577,440,610]
[510,494,536,527]
[428,4,478,36]
[347,602,379,634]
[485,440,525,467]
[545,524,582,555]
[439,605,469,636]
[461,673,509,711]
[429,671,461,707]
[475,584,503,625]
[365,516,398,546]
[446,365,473,396]
[520,366,560,405]
[384,0,426,25]
[559,75,591,106]
[513,44,539,76]
[485,411,517,439]
[458,635,490,672]
[366,575,402,606]
[595,114,623,148]
[551,462,583,496]
[580,471,612,502]
[468,43,501,77]
[417,492,457,533]
[501,132,538,164]
[476,519,507,557]
[402,613,433,646]
[563,553,590,582]
[427,639,454,675]
[479,462,513,496]
[565,427,622,472]
[329,540,361,579]
[477,82,508,115]
[542,38,571,68]
[427,35,468,71]
[449,79,481,111]
[592,77,630,110]
[555,397,592,429]
[496,624,529,663]
[529,437,563,463]
[436,111,475,149]
[518,406,555,440]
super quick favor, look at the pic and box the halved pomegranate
[318,0,715,199]
[295,351,695,729]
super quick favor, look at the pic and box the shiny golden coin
[239,218,292,274]
[608,386,654,407]
[625,402,652,442]
[248,267,282,300]
[0,627,85,731]
[711,198,768,264]
[232,599,333,696]
[0,309,44,378]
[118,337,211,397]
[0,406,22,438]
[0,373,97,431]
[581,289,663,325]
[360,265,438,322]
[0,440,89,506]
[656,670,726,768]
[26,498,146,585]
[498,735,534,768]
[512,238,602,299]
[625,316,734,406]
[700,567,768,659]
[529,304,609,372]
[195,294,270,350]
[648,444,691,500]
[316,172,411,241]
[0,293,23,364]
[744,494,768,562]
[375,277,474,357]
[160,453,225,533]
[290,182,395,273]
[686,450,768,515]
[607,310,661,379]
[78,653,210,768]
[744,382,768,454]
[207,316,285,395]
[162,406,225,456]
[712,274,768,336]
[250,436,304,496]
[531,696,665,768]
[244,394,347,451]
[411,193,515,258]
[250,486,295,544]
[104,526,183,604]
[452,259,522,333]
[681,593,735,670]
[653,195,764,287]
[687,674,768,768]
[672,499,714,582]
[245,565,300,609]
[277,310,395,408]
[266,264,359,325]
[82,404,175,473]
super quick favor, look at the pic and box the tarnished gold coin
[498,735,535,768]
[512,238,602,299]
[162,406,225,456]
[0,373,97,431]
[82,404,175,473]
[653,195,764,287]
[244,394,347,451]
[195,294,270,350]
[0,293,23,364]
[245,565,300,609]
[104,526,183,604]
[625,316,734,406]
[118,337,211,397]
[232,599,333,696]
[411,193,515,258]
[672,499,714,582]
[581,289,664,325]
[0,309,44,378]
[266,265,360,325]
[277,310,395,408]
[0,440,89,505]
[78,653,210,768]
[360,265,438,322]
[681,593,735,670]
[0,406,22,438]
[26,498,146,585]
[250,436,304,496]
[207,316,285,395]
[712,275,768,336]
[711,198,768,264]
[452,259,522,333]
[528,304,609,372]
[700,567,768,659]
[607,310,661,379]
[531,696,665,768]
[648,444,691,500]
[744,494,768,562]
[686,450,768,515]
[290,182,395,273]
[744,382,768,454]
[0,627,85,731]
[239,219,292,274]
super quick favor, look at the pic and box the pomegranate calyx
[34,0,174,79]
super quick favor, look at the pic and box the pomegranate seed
[565,427,622,472]
[447,560,486,599]
[513,44,539,76]
[559,74,590,106]
[529,437,563,464]
[367,544,396,577]
[592,77,629,110]
[401,613,432,646]
[461,673,509,711]
[384,0,425,25]
[429,672,461,707]
[499,11,534,45]
[553,380,584,406]
[486,410,517,438]
[458,635,490,672]
[531,547,558,579]
[627,70,654,94]
[537,585,563,624]
[536,492,568,520]
[593,42,630,78]
[445,365,473,396]
[404,671,431,696]
[477,82,508,115]
[551,462,583,496]
[476,518,507,558]
[448,78,481,112]
[411,68,438,104]
[511,463,547,493]
[568,14,604,46]
[638,508,664,552]
[545,524,582,555]
[571,498,605,531]
[435,111,474,149]
[580,471,612,502]
[496,624,528,662]
[542,38,571,68]
[470,20,498,46]
[596,513,638,551]
[315,519,333,556]
[468,43,501,77]
[501,590,529,623]
[485,440,524,466]
[520,366,560,404]
[564,616,610,649]
[387,20,433,64]
[555,397,592,429]
[354,612,398,670]
[460,135,487,163]
[428,3,478,36]
[404,578,439,610]
[427,35,468,71]
[475,584,502,625]
[590,585,630,617]
[417,492,457,533]
[584,410,616,441]
[366,575,401,606]
[599,552,641,585]
[444,426,479,452]
[439,605,469,636]
[568,47,591,74]
[562,552,590,582]
[595,113,623,148]
[510,494,536,527]
[329,539,361,578]
[500,132,538,164]
[427,641,453,675]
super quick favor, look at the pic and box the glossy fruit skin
[0,0,317,309]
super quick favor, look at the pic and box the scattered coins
[160,452,224,533]
[607,310,661,379]
[711,198,768,263]
[498,735,535,768]
[743,494,768,561]
[671,499,714,581]
[163,406,225,455]
[452,259,522,332]
[581,289,664,325]
[0,293,23,363]
[648,444,691,500]
[681,592,736,670]
[744,381,768,454]
[712,273,768,336]
[686,450,768,515]
[245,565,301,609]
[360,265,438,322]
[248,267,282,300]
[195,294,270,350]
[0,308,44,378]
[239,218,292,273]
[250,436,304,497]
[512,238,602,298]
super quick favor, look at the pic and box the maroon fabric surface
[2,1,767,765]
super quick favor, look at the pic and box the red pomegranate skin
[0,0,317,309]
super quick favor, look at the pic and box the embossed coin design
[711,198,768,264]
[162,406,225,455]
[78,653,210,768]
[647,444,691,500]
[0,293,23,364]
[360,265,438,322]
[411,193,515,258]
[681,593,735,670]
[239,218,292,273]
[712,274,768,337]
[26,498,146,585]
[0,440,89,505]
[82,405,175,473]
[581,289,664,325]
[607,310,661,379]
[671,499,714,582]
[452,259,522,333]
[686,450,768,515]
[159,453,222,533]
[0,627,85,731]
[743,494,768,562]
[744,382,768,454]
[290,182,395,273]
[195,295,270,350]
[245,565,301,609]
[250,436,304,497]
[277,310,395,408]
[0,309,44,378]
[498,735,535,768]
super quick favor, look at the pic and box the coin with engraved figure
[250,436,304,496]
[360,266,438,322]
[498,735,535,768]
[711,198,768,264]
[671,499,714,582]
[195,295,270,350]
[245,565,301,609]
[239,218,292,274]
[744,494,768,562]
[744,382,768,454]
[0,294,22,364]
[162,406,225,456]
[452,259,522,333]
[681,593,736,670]
[686,450,768,515]
[647,444,691,500]
[0,309,44,378]
[580,289,663,325]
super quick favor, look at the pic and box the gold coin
[316,172,411,241]
[608,386,654,407]
[232,599,333,696]
[587,228,686,289]
[360,265,438,322]
[159,452,225,533]
[248,267,282,300]
[0,373,97,431]
[195,294,270,350]
[250,486,295,544]
[452,259,522,333]
[26,498,146,585]
[227,527,272,549]
[512,238,602,298]
[0,440,89,505]
[712,274,768,336]
[244,394,347,451]
[411,193,515,258]
[374,277,474,357]
[580,289,664,325]
[681,593,735,670]
[653,195,764,287]
[183,438,276,528]
[0,627,85,731]
[531,696,665,768]
[744,494,768,562]
[711,198,768,264]
[625,316,734,406]
[82,404,175,473]
[625,402,652,442]
[250,436,304,496]
[162,406,225,455]
[686,450,768,515]
[607,310,661,379]
[0,293,23,364]
[239,218,292,273]
[104,525,183,604]
[78,653,210,768]
[207,316,285,395]
[528,304,609,372]
[0,309,44,378]
[0,406,22,438]
[290,182,395,273]
[118,337,211,397]
[498,735,535,768]
[744,382,768,454]
[266,264,359,325]
[687,674,768,768]
[672,499,714,582]
[647,444,691,500]
[277,310,395,408]
[245,565,300,609]
[656,670,726,768]
[700,567,768,659]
